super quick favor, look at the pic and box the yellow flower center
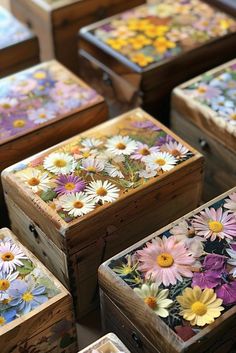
[22,292,33,302]
[155,158,166,166]
[96,187,107,197]
[198,87,207,94]
[87,166,97,173]
[122,266,133,275]
[65,182,75,191]
[13,119,26,128]
[116,142,126,150]
[73,201,84,209]
[0,279,10,291]
[171,149,181,157]
[83,151,91,158]
[157,252,174,267]
[208,221,223,233]
[0,317,5,326]
[28,177,40,186]
[1,252,14,262]
[140,148,150,156]
[39,113,46,119]
[144,296,157,309]
[54,159,67,168]
[34,72,46,79]
[187,229,195,238]
[191,301,207,316]
[2,103,11,109]
[231,114,236,120]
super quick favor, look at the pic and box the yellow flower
[219,19,232,30]
[153,37,176,54]
[177,286,224,327]
[130,53,154,67]
[144,25,169,38]
[128,35,151,50]
[106,38,126,50]
[128,19,150,31]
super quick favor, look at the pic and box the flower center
[54,159,67,168]
[87,166,97,173]
[65,182,75,191]
[208,221,223,233]
[140,148,150,156]
[28,177,40,186]
[187,229,195,238]
[0,279,10,291]
[22,292,34,302]
[191,301,207,316]
[2,103,11,109]
[0,317,5,326]
[198,87,207,93]
[73,201,84,209]
[157,252,174,267]
[116,142,126,150]
[13,119,26,128]
[171,149,181,157]
[96,187,107,196]
[39,113,46,119]
[144,296,157,309]
[1,252,14,262]
[34,72,46,79]
[83,151,91,158]
[122,266,133,275]
[231,113,236,120]
[155,158,166,166]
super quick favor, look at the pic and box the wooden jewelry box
[99,187,236,353]
[78,333,130,352]
[2,108,204,319]
[0,6,39,78]
[171,58,236,201]
[10,0,145,73]
[0,227,77,353]
[79,0,236,119]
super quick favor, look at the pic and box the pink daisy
[161,141,189,159]
[192,207,236,241]
[131,142,159,161]
[224,193,236,215]
[137,236,194,287]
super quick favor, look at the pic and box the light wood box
[171,59,236,201]
[99,188,236,353]
[0,6,39,78]
[78,333,130,352]
[10,0,145,73]
[0,227,77,353]
[1,108,204,319]
[79,0,236,119]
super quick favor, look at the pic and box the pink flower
[131,142,159,161]
[137,236,194,287]
[192,207,236,241]
[224,193,236,215]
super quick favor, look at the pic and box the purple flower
[216,281,236,305]
[203,253,227,272]
[0,309,16,326]
[192,270,222,289]
[55,174,86,195]
[155,135,174,147]
[132,120,161,131]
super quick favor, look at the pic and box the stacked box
[78,333,130,353]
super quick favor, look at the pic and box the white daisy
[43,152,77,175]
[138,168,157,179]
[81,138,102,148]
[0,97,18,110]
[85,180,120,204]
[145,152,177,172]
[226,247,236,277]
[105,162,124,178]
[0,271,18,301]
[162,141,189,159]
[105,135,137,156]
[28,108,56,125]
[81,158,105,174]
[0,242,27,274]
[97,150,125,163]
[59,192,96,217]
[19,169,53,193]
[74,147,98,160]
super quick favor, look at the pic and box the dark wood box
[99,188,236,353]
[171,59,236,201]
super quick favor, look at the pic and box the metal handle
[131,331,142,348]
[198,138,209,151]
[102,72,112,86]
[29,224,39,239]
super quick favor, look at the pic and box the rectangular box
[0,6,39,78]
[0,227,77,353]
[78,333,130,352]
[79,0,236,118]
[99,188,236,353]
[10,0,145,73]
[171,59,236,201]
[2,108,204,318]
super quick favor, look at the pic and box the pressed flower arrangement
[101,189,236,349]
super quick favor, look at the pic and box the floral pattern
[11,110,193,223]
[0,229,60,327]
[0,61,100,142]
[110,193,236,340]
[183,62,236,130]
[0,6,33,50]
[88,0,236,68]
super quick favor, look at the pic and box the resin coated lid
[0,60,103,145]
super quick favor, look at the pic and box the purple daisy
[203,254,227,272]
[216,281,236,305]
[55,174,86,195]
[132,120,161,131]
[192,270,222,289]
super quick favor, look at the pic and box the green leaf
[16,259,35,275]
[41,189,57,202]
[36,275,60,297]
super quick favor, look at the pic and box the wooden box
[2,108,204,319]
[79,0,236,119]
[0,227,77,353]
[171,59,236,201]
[99,188,236,353]
[78,333,130,352]
[0,6,39,78]
[204,0,236,18]
[10,0,145,73]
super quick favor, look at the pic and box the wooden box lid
[99,188,236,353]
[172,59,236,153]
[0,60,104,146]
[79,0,236,91]
[0,6,34,50]
[2,108,203,253]
[78,333,130,352]
[0,228,74,348]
